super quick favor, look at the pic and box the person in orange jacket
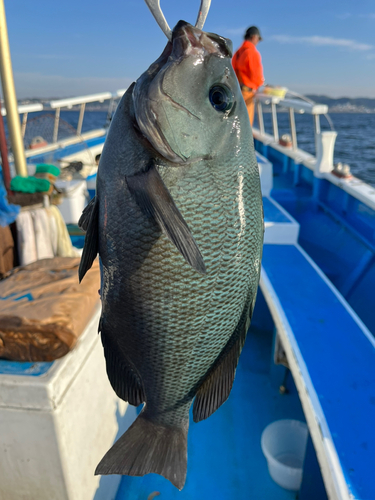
[232,26,264,126]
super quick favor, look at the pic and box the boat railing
[1,103,44,139]
[254,93,329,153]
[48,90,126,142]
[254,92,343,181]
[1,89,127,146]
[254,92,375,214]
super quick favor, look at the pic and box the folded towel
[30,208,54,260]
[47,205,79,257]
[16,211,37,265]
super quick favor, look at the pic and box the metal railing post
[257,101,265,135]
[106,97,115,126]
[289,108,298,151]
[271,102,279,142]
[53,107,60,143]
[77,103,86,135]
[21,112,28,138]
[314,114,321,155]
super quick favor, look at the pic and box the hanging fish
[79,0,263,490]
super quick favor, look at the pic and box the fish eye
[209,85,234,112]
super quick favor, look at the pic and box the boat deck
[261,244,375,500]
[113,321,305,500]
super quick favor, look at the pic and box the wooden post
[0,0,27,177]
[0,99,11,192]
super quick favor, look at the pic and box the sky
[4,0,375,99]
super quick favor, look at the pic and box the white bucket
[55,179,88,225]
[261,419,308,491]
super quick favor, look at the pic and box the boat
[0,3,374,500]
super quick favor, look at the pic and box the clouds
[337,12,375,20]
[336,13,352,20]
[224,27,246,36]
[270,35,373,52]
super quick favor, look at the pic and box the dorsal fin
[78,196,99,282]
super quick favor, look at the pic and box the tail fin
[95,411,188,490]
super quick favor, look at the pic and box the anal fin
[101,329,145,407]
[193,303,252,422]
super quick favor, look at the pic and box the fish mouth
[171,20,233,60]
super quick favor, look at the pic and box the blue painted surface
[0,359,53,376]
[255,151,268,164]
[254,140,375,335]
[70,235,86,248]
[0,292,33,302]
[115,315,307,500]
[262,244,375,500]
[263,197,291,223]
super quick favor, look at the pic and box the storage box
[0,307,129,500]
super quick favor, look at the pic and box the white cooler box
[0,307,133,500]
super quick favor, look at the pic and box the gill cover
[133,22,239,164]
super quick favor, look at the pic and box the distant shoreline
[16,95,375,114]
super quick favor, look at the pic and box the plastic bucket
[261,419,308,491]
[54,179,88,224]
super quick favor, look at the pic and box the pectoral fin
[78,196,99,282]
[126,164,206,274]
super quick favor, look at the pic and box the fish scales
[79,20,263,490]
[102,163,259,422]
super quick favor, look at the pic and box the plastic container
[261,419,308,491]
[263,85,288,98]
[54,179,88,224]
[86,173,97,200]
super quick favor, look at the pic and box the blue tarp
[0,169,20,227]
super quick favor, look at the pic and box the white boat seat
[263,196,300,244]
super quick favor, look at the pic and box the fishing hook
[144,0,212,40]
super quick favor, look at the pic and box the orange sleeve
[232,52,240,80]
[248,49,264,89]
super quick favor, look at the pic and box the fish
[78,19,264,491]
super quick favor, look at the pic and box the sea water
[20,109,375,187]
[255,112,375,187]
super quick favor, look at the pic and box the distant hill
[306,95,375,113]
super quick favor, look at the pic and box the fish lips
[133,22,234,165]
[171,21,233,61]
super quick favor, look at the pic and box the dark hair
[245,26,262,41]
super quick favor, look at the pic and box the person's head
[245,26,262,45]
